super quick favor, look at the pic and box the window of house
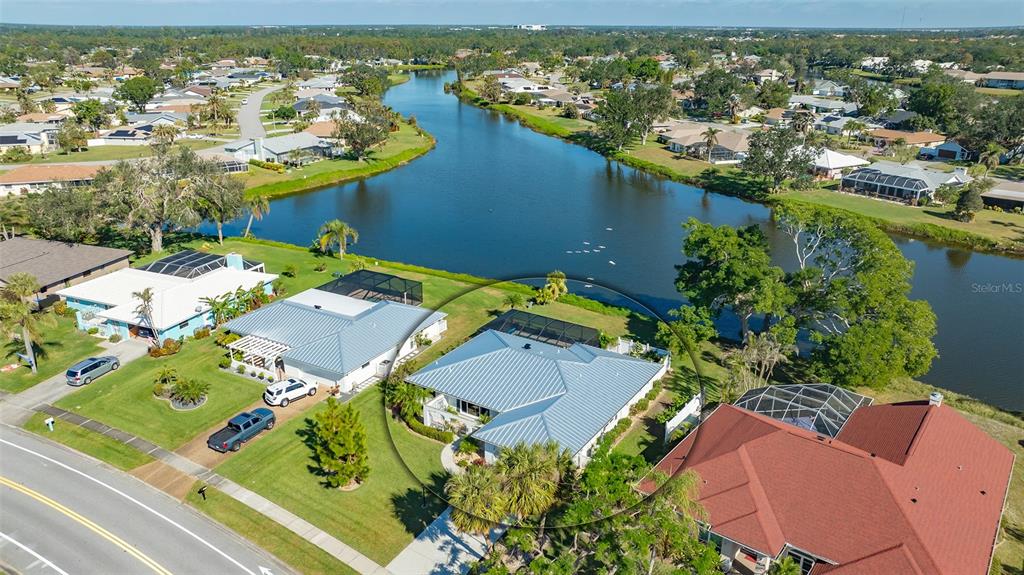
[785,549,818,575]
[361,362,370,369]
[178,321,189,329]
[457,399,485,417]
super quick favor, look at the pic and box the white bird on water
[598,245,606,249]
[608,260,616,265]
[606,227,613,231]
[583,241,590,245]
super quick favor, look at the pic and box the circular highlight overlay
[383,274,698,531]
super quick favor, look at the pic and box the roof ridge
[736,444,787,557]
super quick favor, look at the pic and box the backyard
[215,386,449,566]
[0,313,102,393]
[54,337,266,449]
[14,140,220,165]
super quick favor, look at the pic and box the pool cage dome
[479,310,601,348]
[734,384,873,438]
[317,270,423,306]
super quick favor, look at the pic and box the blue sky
[2,0,1022,28]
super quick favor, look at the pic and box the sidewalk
[387,507,502,575]
[30,402,389,575]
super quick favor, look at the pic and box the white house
[224,132,332,164]
[408,330,668,467]
[223,284,447,393]
[59,251,276,342]
[806,148,870,179]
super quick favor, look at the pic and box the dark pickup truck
[207,408,276,453]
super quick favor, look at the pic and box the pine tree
[311,398,370,488]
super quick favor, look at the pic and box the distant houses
[225,133,335,164]
[0,237,132,307]
[0,164,102,196]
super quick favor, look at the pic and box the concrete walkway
[0,338,149,426]
[28,402,390,575]
[387,507,502,575]
[440,440,464,476]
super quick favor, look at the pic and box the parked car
[263,378,318,407]
[66,356,120,386]
[241,98,249,104]
[207,408,275,453]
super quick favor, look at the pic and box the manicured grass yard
[780,187,1024,247]
[19,140,220,165]
[186,482,359,575]
[216,386,448,566]
[0,313,102,393]
[625,140,726,179]
[24,412,154,471]
[54,337,265,450]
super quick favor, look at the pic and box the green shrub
[629,398,650,416]
[218,356,232,369]
[282,264,298,277]
[248,158,287,173]
[108,333,122,343]
[257,372,265,380]
[149,338,182,358]
[236,365,246,374]
[152,383,166,397]
[267,376,274,383]
[457,439,478,456]
[215,331,241,346]
[1,147,31,164]
[193,327,211,339]
[52,300,70,317]
[169,377,210,405]
[403,414,454,443]
[87,327,99,335]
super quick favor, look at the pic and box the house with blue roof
[222,287,447,393]
[407,330,669,466]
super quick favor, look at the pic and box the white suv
[263,378,318,407]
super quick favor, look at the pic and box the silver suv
[66,356,120,386]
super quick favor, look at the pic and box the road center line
[0,531,72,575]
[1,476,172,575]
[0,436,257,575]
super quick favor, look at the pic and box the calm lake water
[210,71,1024,411]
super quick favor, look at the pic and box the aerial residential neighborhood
[0,7,1021,575]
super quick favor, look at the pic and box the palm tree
[242,195,270,239]
[769,556,802,575]
[496,442,566,542]
[150,124,178,152]
[0,273,53,374]
[791,111,813,143]
[843,120,865,145]
[979,143,1006,173]
[132,287,156,341]
[200,294,233,326]
[446,465,505,551]
[700,128,721,162]
[503,293,526,309]
[317,219,359,259]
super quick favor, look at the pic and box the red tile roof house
[640,387,1014,575]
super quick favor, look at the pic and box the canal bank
[203,70,1024,412]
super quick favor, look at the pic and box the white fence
[663,393,702,443]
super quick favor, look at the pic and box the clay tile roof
[0,164,101,185]
[867,129,946,145]
[644,401,1014,575]
[304,121,338,138]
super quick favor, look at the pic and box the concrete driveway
[0,338,149,426]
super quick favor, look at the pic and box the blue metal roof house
[223,288,447,393]
[407,330,669,466]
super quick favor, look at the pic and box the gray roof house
[810,79,847,98]
[0,122,59,152]
[408,330,669,466]
[0,237,132,306]
[223,288,447,393]
[224,132,332,164]
[841,161,970,204]
[293,94,350,112]
[788,95,858,115]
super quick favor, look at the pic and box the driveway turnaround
[0,427,293,575]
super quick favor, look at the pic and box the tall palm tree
[0,273,53,374]
[843,120,865,145]
[200,294,233,326]
[979,143,1006,172]
[317,219,359,259]
[132,287,156,341]
[700,128,721,162]
[446,465,505,551]
[496,442,566,541]
[791,111,813,143]
[243,195,270,239]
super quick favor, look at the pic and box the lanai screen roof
[734,384,873,438]
[842,168,929,192]
[479,310,600,348]
[317,270,423,306]
[138,250,262,279]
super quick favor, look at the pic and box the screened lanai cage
[138,250,263,279]
[480,310,601,348]
[317,270,423,306]
[734,384,873,438]
[840,168,930,202]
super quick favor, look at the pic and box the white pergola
[228,335,291,371]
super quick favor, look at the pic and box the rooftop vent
[314,304,322,310]
[929,392,943,407]
[523,343,532,350]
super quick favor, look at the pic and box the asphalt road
[238,85,282,140]
[0,427,292,575]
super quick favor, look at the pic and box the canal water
[210,70,1024,411]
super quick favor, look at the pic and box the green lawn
[216,386,448,566]
[186,482,359,575]
[975,87,1023,98]
[624,140,721,179]
[0,313,102,393]
[24,412,154,471]
[235,121,433,197]
[13,140,221,165]
[779,187,1024,248]
[54,338,266,450]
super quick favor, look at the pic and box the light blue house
[59,251,276,342]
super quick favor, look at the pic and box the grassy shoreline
[455,84,1024,257]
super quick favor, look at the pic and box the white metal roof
[286,288,375,317]
[58,267,277,330]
